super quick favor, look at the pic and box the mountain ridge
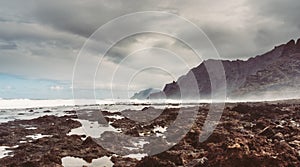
[145,39,300,99]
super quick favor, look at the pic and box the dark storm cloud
[30,0,158,38]
[248,0,300,56]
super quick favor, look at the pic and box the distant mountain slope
[131,88,160,99]
[146,39,300,99]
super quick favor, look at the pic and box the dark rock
[20,161,39,167]
[82,136,96,146]
[43,110,52,113]
[0,131,9,136]
[42,153,62,165]
[0,139,7,145]
[156,151,183,166]
[64,110,76,114]
[232,104,252,114]
[258,126,275,138]
[136,156,176,167]
[111,156,139,167]
[273,132,284,140]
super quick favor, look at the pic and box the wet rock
[258,126,275,138]
[111,156,138,167]
[43,110,52,113]
[185,157,208,167]
[0,115,110,166]
[63,110,76,114]
[156,151,183,166]
[20,161,39,167]
[273,132,284,140]
[288,140,300,147]
[82,136,97,146]
[232,104,252,114]
[0,139,7,145]
[136,156,176,167]
[0,130,9,136]
[254,119,267,129]
[42,153,62,165]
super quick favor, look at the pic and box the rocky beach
[0,100,299,167]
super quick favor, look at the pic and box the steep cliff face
[236,53,300,97]
[148,39,300,99]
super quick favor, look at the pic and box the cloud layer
[0,0,299,98]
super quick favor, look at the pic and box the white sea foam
[1,97,298,110]
[0,99,193,109]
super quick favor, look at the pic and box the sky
[0,0,300,99]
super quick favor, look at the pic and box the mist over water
[0,94,299,110]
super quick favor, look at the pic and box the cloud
[0,41,17,50]
[29,0,152,38]
[0,0,299,98]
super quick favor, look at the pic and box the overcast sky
[0,0,300,99]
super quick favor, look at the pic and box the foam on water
[0,106,76,124]
[1,97,298,110]
[0,98,195,110]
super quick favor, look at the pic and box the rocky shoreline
[0,100,299,166]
